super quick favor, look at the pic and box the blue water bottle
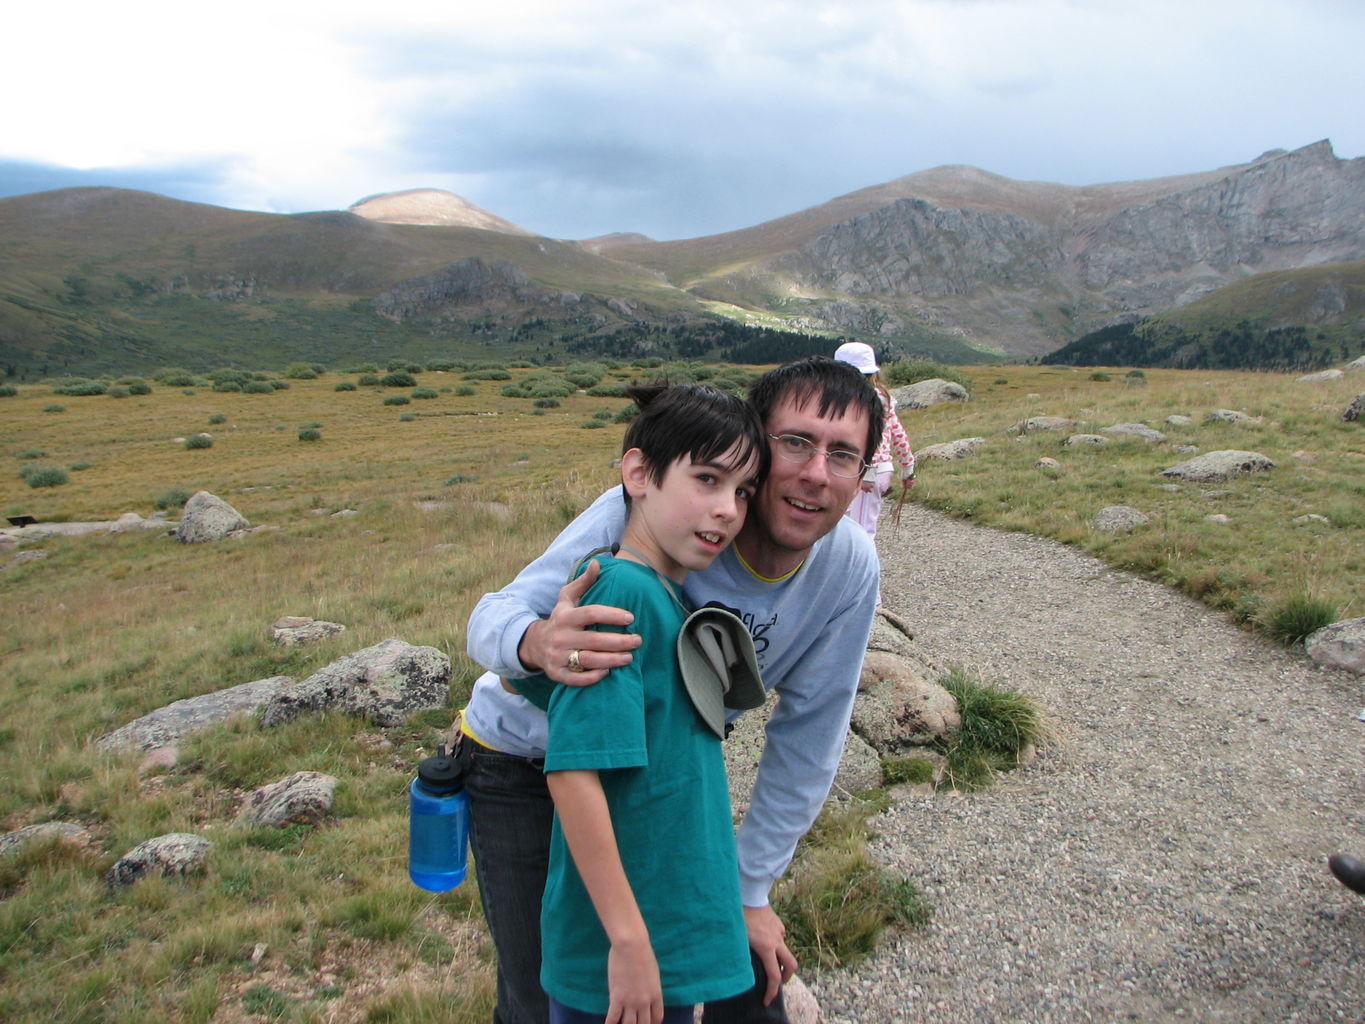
[408,744,470,891]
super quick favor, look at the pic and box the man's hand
[743,904,797,1005]
[516,558,641,685]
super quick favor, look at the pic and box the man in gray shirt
[463,358,884,1024]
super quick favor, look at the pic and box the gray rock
[1034,457,1062,471]
[270,617,346,647]
[1204,409,1262,426]
[1161,450,1275,482]
[1295,369,1345,383]
[1304,617,1365,675]
[917,437,984,461]
[851,652,960,752]
[1346,354,1365,371]
[105,832,211,889]
[1293,514,1332,525]
[890,378,969,409]
[175,491,250,544]
[237,771,338,828]
[0,822,91,858]
[1064,433,1108,446]
[830,730,884,797]
[260,637,451,727]
[1172,444,1199,454]
[96,677,291,752]
[1343,393,1364,422]
[1092,506,1150,531]
[1008,416,1076,435]
[1206,514,1232,524]
[1165,415,1194,427]
[1102,422,1167,443]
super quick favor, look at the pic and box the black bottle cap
[416,744,464,794]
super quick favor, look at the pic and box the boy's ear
[621,448,652,501]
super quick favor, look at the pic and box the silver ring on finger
[567,649,583,672]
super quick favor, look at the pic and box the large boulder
[1343,394,1364,423]
[105,833,211,889]
[1305,618,1365,675]
[1204,409,1262,426]
[891,378,969,409]
[260,637,451,727]
[95,676,291,752]
[1295,369,1345,383]
[1093,506,1151,531]
[1007,416,1076,435]
[0,822,92,858]
[237,771,338,828]
[1161,450,1274,482]
[851,651,959,752]
[175,491,249,544]
[1102,422,1167,443]
[917,437,985,461]
[270,617,346,647]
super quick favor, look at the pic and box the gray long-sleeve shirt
[464,486,880,906]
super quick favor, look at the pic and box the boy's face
[621,441,762,583]
[742,393,870,570]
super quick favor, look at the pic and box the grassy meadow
[0,358,1361,1022]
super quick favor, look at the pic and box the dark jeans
[462,741,787,1024]
[549,997,694,1024]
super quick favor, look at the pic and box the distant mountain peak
[348,188,535,236]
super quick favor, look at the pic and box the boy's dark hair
[622,382,768,492]
[748,356,884,460]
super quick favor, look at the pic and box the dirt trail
[812,504,1364,1023]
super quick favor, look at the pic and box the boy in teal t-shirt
[515,382,768,1024]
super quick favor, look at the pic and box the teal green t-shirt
[520,557,752,1013]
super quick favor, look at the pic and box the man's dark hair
[748,356,884,459]
[622,382,769,492]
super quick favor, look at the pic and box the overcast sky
[4,0,1361,241]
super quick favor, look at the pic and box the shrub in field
[70,461,92,471]
[502,373,574,399]
[54,378,107,396]
[412,387,439,399]
[43,404,64,413]
[934,667,1046,791]
[154,368,198,386]
[1262,593,1338,645]
[20,465,68,488]
[463,366,511,381]
[283,363,318,379]
[399,412,417,421]
[0,384,16,397]
[334,380,358,392]
[445,473,478,485]
[383,394,411,406]
[155,487,193,509]
[564,362,607,388]
[882,359,973,393]
[586,381,629,397]
[127,381,151,395]
[1090,371,1111,382]
[614,404,639,424]
[17,449,44,460]
[427,359,458,372]
[456,385,476,396]
[268,380,290,390]
[592,409,613,420]
[208,413,227,425]
[209,368,248,385]
[533,397,560,409]
[298,428,322,442]
[184,433,213,450]
[581,419,606,429]
[107,385,131,398]
[341,363,379,374]
[212,380,243,392]
[380,371,417,388]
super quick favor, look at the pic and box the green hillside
[1042,261,1365,369]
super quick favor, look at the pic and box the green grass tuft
[1261,592,1339,645]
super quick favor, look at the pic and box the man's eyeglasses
[767,434,867,479]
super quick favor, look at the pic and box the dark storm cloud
[0,158,241,208]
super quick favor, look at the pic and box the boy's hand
[606,935,664,1024]
[517,558,642,685]
[744,905,797,1005]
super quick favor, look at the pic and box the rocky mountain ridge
[1,141,1361,371]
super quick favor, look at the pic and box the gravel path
[811,504,1364,1023]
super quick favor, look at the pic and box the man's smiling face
[737,393,871,578]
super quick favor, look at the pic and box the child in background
[833,341,915,544]
[515,382,768,1024]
